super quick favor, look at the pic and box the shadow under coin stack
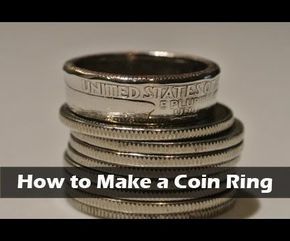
[59,52,244,218]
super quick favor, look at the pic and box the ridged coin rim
[71,119,243,154]
[69,198,235,219]
[68,136,243,167]
[71,190,234,214]
[59,103,234,140]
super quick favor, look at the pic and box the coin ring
[64,51,220,124]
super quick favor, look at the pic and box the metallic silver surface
[69,198,235,219]
[65,145,240,169]
[68,135,243,167]
[71,119,243,154]
[59,103,234,140]
[65,74,218,124]
[64,51,220,124]
[64,153,238,202]
[70,190,234,215]
[60,51,244,218]
[64,163,230,202]
[64,146,240,174]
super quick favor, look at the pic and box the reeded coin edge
[59,104,235,140]
[69,198,235,219]
[65,148,240,170]
[68,136,243,167]
[71,119,243,154]
[71,190,234,214]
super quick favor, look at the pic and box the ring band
[64,51,220,124]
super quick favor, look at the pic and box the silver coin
[68,134,243,167]
[65,145,240,170]
[64,155,236,202]
[71,119,243,154]
[64,51,220,124]
[69,189,234,215]
[69,198,235,219]
[59,103,234,141]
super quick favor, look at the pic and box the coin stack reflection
[59,52,244,218]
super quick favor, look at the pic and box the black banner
[1,167,289,198]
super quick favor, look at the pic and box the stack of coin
[59,51,244,218]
